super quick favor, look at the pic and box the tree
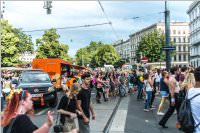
[1,20,20,66]
[13,28,34,53]
[75,41,104,66]
[92,45,120,67]
[136,30,165,63]
[1,19,35,66]
[36,28,71,61]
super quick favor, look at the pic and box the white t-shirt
[144,80,152,92]
[188,88,200,133]
[155,73,162,82]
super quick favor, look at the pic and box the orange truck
[32,58,86,89]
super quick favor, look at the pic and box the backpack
[178,93,200,133]
[130,75,137,84]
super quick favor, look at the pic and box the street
[29,91,182,133]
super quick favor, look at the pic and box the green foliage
[36,28,71,61]
[13,28,34,53]
[75,41,103,66]
[92,45,120,67]
[1,19,34,66]
[75,41,119,67]
[136,30,176,63]
[136,30,165,62]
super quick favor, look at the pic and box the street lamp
[43,0,52,14]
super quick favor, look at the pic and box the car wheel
[49,92,58,108]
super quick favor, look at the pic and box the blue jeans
[145,91,152,109]
[137,83,143,99]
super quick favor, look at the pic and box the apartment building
[187,1,200,68]
[113,39,131,64]
[124,22,189,65]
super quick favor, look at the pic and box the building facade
[113,39,131,64]
[187,1,200,68]
[128,22,190,65]
[19,52,36,62]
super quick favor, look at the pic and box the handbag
[53,113,63,133]
[54,97,71,133]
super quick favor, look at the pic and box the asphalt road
[125,94,182,133]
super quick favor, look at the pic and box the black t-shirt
[57,95,77,124]
[77,87,91,119]
[3,115,38,133]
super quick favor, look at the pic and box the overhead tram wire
[22,22,111,33]
[97,0,120,40]
[123,11,164,20]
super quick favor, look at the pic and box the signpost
[161,46,176,51]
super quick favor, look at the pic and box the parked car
[17,71,58,108]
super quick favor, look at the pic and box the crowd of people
[1,65,200,133]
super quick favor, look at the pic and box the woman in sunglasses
[1,89,54,133]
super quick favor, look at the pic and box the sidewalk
[30,96,120,133]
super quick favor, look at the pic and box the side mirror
[51,79,56,82]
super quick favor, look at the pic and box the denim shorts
[160,91,169,97]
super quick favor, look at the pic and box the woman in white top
[143,73,153,112]
[155,69,162,95]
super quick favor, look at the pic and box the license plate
[31,94,42,98]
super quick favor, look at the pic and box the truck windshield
[21,73,51,83]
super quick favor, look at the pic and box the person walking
[1,89,54,133]
[159,67,181,128]
[77,72,95,133]
[57,82,81,133]
[143,73,153,112]
[157,71,169,115]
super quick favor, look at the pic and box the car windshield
[21,73,51,83]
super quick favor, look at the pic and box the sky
[1,1,192,57]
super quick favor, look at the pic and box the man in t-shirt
[77,72,95,133]
[188,67,200,133]
[159,67,180,128]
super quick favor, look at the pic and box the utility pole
[165,1,171,71]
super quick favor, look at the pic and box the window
[179,46,181,51]
[183,38,186,43]
[174,38,176,43]
[183,55,186,61]
[179,55,181,61]
[179,38,181,43]
[173,30,176,35]
[174,55,176,61]
[178,31,181,35]
[183,30,185,34]
[183,46,186,52]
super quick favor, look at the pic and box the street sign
[141,57,148,64]
[161,46,176,50]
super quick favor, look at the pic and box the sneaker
[150,107,156,110]
[157,112,165,115]
[144,109,150,112]
[174,110,177,115]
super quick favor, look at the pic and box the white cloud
[2,1,192,57]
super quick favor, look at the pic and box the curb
[103,97,122,133]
